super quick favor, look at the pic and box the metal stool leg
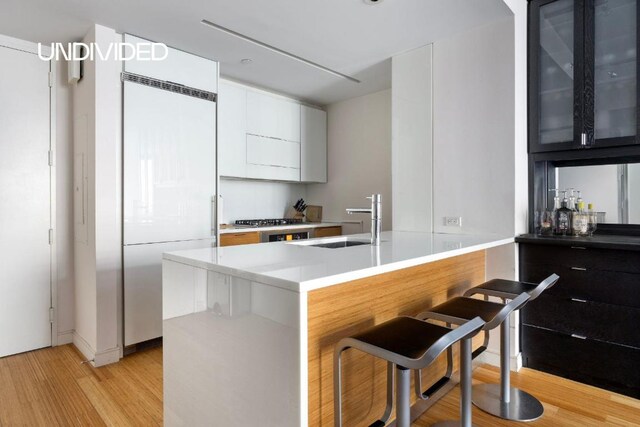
[415,323,453,400]
[471,313,544,421]
[396,366,411,427]
[335,349,395,427]
[432,337,477,427]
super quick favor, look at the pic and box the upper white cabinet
[301,106,327,183]
[124,34,218,92]
[246,91,300,142]
[218,82,247,178]
[218,80,326,182]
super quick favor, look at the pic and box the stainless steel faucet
[346,194,382,246]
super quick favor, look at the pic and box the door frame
[0,33,57,347]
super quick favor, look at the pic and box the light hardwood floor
[1,344,639,426]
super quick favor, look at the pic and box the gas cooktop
[234,218,304,227]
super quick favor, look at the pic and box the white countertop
[219,222,340,234]
[163,231,514,292]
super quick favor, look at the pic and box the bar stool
[463,274,560,422]
[334,315,485,427]
[415,292,531,424]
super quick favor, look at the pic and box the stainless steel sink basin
[287,236,371,249]
[309,241,369,249]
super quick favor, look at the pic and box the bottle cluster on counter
[538,188,597,237]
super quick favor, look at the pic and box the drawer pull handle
[571,267,587,271]
[571,334,587,340]
[570,298,587,303]
[571,246,587,250]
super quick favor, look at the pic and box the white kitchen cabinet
[301,106,327,183]
[217,80,326,183]
[218,82,247,178]
[246,91,301,142]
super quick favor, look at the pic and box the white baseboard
[477,350,523,372]
[57,330,74,345]
[72,331,95,363]
[94,346,121,367]
[72,331,122,367]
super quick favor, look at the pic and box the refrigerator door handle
[211,195,216,237]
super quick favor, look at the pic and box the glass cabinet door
[532,0,577,152]
[593,0,638,146]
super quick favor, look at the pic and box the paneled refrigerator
[123,75,216,346]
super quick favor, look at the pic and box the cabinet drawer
[220,232,261,247]
[520,263,640,308]
[520,244,640,274]
[522,325,640,391]
[522,294,640,348]
[246,134,300,169]
[314,226,342,238]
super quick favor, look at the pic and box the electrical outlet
[444,217,462,227]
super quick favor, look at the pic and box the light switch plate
[444,217,462,227]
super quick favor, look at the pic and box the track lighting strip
[201,19,360,83]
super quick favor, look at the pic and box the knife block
[285,207,305,220]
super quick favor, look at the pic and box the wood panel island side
[161,231,513,426]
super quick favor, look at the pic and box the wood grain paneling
[219,231,261,247]
[307,251,486,426]
[314,226,342,238]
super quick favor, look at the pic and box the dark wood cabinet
[519,240,640,398]
[529,0,640,153]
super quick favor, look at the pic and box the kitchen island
[162,231,513,426]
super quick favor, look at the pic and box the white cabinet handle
[570,298,587,303]
[571,267,587,271]
[571,334,587,340]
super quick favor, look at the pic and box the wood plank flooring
[1,344,639,426]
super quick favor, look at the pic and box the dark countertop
[516,233,640,251]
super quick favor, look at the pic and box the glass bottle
[554,190,572,236]
[572,201,589,236]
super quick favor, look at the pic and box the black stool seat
[352,316,452,361]
[471,278,537,299]
[428,297,505,326]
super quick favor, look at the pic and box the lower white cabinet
[124,239,214,346]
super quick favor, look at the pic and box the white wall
[72,24,122,366]
[432,17,516,236]
[55,59,75,344]
[306,89,392,232]
[219,179,307,223]
[392,45,433,232]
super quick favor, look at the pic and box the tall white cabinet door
[301,106,327,183]
[218,82,247,178]
[124,34,218,92]
[0,46,51,357]
[124,239,213,346]
[246,91,301,142]
[124,83,216,245]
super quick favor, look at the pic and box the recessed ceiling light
[240,58,253,65]
[201,19,360,83]
[363,0,383,4]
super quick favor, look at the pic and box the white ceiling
[1,0,512,105]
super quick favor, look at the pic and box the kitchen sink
[287,236,371,249]
[309,241,369,249]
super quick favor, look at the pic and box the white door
[123,82,216,245]
[0,45,52,357]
